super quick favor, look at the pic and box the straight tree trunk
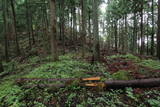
[133,12,137,53]
[61,0,65,54]
[140,0,145,55]
[73,6,77,42]
[88,6,92,44]
[50,0,59,61]
[147,10,149,55]
[124,15,128,52]
[10,0,20,55]
[81,0,87,57]
[114,21,118,52]
[30,15,35,44]
[151,0,155,55]
[157,0,160,59]
[0,62,4,73]
[2,0,9,61]
[25,0,32,49]
[93,0,100,62]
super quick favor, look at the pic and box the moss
[112,70,131,80]
[139,59,160,70]
[109,54,140,62]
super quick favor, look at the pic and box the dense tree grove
[1,0,160,106]
[0,0,160,62]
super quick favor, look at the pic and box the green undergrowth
[112,70,131,80]
[0,53,160,106]
[139,59,160,70]
[24,54,110,79]
[108,53,141,62]
[109,53,160,70]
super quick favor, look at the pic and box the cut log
[105,78,160,89]
[16,77,160,89]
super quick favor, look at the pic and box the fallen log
[16,77,160,89]
[105,78,160,89]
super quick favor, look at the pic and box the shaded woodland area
[1,0,160,106]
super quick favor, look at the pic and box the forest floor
[0,51,160,106]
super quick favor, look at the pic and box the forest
[0,0,160,106]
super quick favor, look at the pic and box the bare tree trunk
[93,0,100,62]
[2,0,9,61]
[147,10,149,55]
[10,0,20,55]
[133,12,137,53]
[50,0,59,61]
[157,0,160,59]
[151,0,155,55]
[61,0,65,54]
[30,15,35,44]
[81,0,86,57]
[25,0,32,49]
[140,0,145,55]
[73,5,77,44]
[114,21,118,52]
[0,62,4,73]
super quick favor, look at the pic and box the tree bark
[0,62,4,73]
[81,0,87,57]
[2,0,9,62]
[10,0,20,55]
[105,78,160,89]
[133,12,137,54]
[25,0,32,49]
[140,0,145,55]
[93,0,100,62]
[157,0,160,59]
[50,0,59,61]
[114,21,118,52]
[151,0,155,55]
[61,0,65,54]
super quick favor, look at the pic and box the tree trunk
[61,0,65,54]
[140,0,145,55]
[133,12,137,53]
[17,78,160,89]
[93,0,100,62]
[73,5,77,43]
[81,0,87,57]
[0,62,4,73]
[30,15,35,44]
[25,0,32,49]
[10,0,20,55]
[157,0,160,59]
[124,15,128,52]
[114,21,118,52]
[151,0,155,55]
[2,0,9,62]
[88,8,91,44]
[147,10,149,55]
[105,78,160,89]
[50,0,59,61]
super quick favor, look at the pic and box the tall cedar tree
[0,62,4,73]
[50,0,59,61]
[157,0,160,59]
[11,0,20,55]
[93,0,100,62]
